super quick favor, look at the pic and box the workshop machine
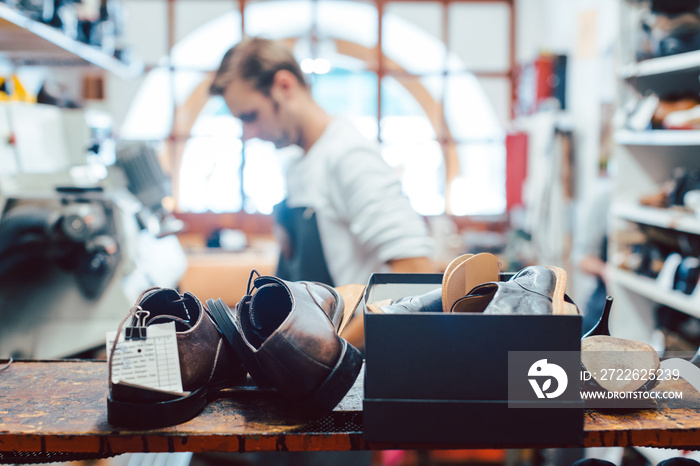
[0,104,187,358]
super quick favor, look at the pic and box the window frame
[156,0,516,233]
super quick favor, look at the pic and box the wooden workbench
[2,360,700,463]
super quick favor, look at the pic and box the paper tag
[106,321,185,394]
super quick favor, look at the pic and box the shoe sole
[107,385,207,429]
[545,266,578,315]
[209,296,363,419]
[441,253,472,312]
[292,338,364,419]
[443,253,500,313]
[333,283,366,335]
[207,298,275,389]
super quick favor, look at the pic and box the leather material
[240,276,344,399]
[211,271,363,417]
[111,288,245,398]
[371,287,442,313]
[452,266,565,315]
[108,288,247,428]
[138,288,244,391]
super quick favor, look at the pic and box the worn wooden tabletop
[2,360,700,463]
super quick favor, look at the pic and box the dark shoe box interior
[362,273,584,446]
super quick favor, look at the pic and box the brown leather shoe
[208,270,363,418]
[107,287,246,428]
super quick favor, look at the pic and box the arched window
[120,0,511,217]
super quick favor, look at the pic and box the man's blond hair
[210,37,307,96]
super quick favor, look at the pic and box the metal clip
[125,307,149,340]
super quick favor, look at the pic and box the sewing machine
[0,103,187,358]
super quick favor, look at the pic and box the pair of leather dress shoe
[368,253,578,316]
[107,271,363,428]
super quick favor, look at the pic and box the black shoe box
[362,273,583,447]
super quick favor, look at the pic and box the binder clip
[125,308,149,340]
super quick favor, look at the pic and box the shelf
[611,268,700,318]
[0,3,142,79]
[615,129,700,146]
[612,202,700,235]
[619,50,700,79]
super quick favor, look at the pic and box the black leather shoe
[208,270,363,418]
[451,266,578,315]
[107,287,246,428]
[366,287,442,313]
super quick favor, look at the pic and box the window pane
[382,140,445,216]
[172,9,242,70]
[175,0,238,47]
[450,142,506,215]
[312,70,377,117]
[319,0,378,50]
[245,0,312,38]
[477,76,511,129]
[312,69,378,140]
[122,0,169,65]
[381,75,440,141]
[242,141,300,214]
[179,136,243,213]
[191,97,240,138]
[383,2,445,74]
[445,73,504,141]
[120,67,173,140]
[448,2,510,72]
[121,69,208,140]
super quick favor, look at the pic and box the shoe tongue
[139,289,198,332]
[249,281,292,339]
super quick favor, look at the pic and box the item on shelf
[662,104,700,129]
[656,305,700,351]
[636,2,700,61]
[669,167,700,206]
[685,189,700,216]
[646,245,668,278]
[658,252,684,289]
[626,93,660,131]
[36,80,81,109]
[652,94,700,129]
[14,0,54,23]
[638,167,700,210]
[675,255,700,294]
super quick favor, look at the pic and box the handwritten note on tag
[106,322,185,394]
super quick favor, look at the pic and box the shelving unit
[612,268,700,319]
[0,3,142,79]
[609,8,700,344]
[611,202,700,235]
[615,129,700,147]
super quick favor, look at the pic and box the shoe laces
[246,269,262,295]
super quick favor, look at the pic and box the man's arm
[388,256,436,274]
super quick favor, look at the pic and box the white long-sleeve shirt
[285,118,434,286]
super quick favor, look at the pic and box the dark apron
[273,199,335,287]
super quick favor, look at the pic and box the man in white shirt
[210,37,434,301]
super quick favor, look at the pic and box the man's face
[222,78,295,149]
